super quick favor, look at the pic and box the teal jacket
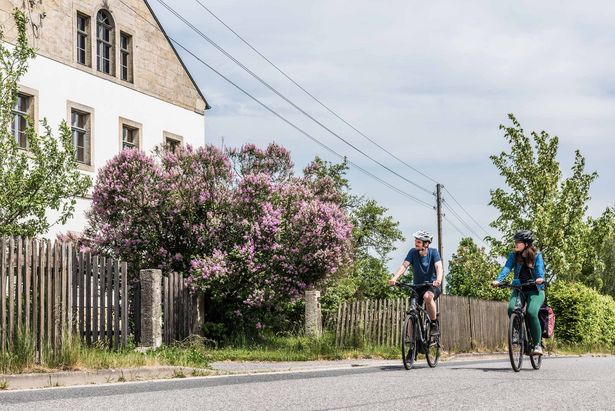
[496,252,545,290]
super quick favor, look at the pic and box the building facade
[0,0,208,237]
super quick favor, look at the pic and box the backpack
[539,304,555,338]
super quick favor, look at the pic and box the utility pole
[436,183,445,295]
[436,183,444,258]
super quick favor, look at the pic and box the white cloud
[151,0,615,269]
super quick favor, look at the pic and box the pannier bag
[539,305,555,338]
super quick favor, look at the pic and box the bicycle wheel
[425,321,440,368]
[529,342,542,370]
[508,312,524,372]
[401,315,417,370]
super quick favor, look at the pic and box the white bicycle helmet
[412,230,433,243]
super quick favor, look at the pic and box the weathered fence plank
[8,237,16,346]
[92,255,99,343]
[1,239,7,351]
[121,262,128,347]
[85,251,92,345]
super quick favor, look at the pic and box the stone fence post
[305,289,322,338]
[139,269,162,349]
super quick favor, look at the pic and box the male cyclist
[388,230,443,335]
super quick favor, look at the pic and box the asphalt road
[1,356,613,410]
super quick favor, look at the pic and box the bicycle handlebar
[496,280,537,289]
[395,281,435,289]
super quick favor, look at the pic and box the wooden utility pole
[436,183,445,297]
[436,183,444,258]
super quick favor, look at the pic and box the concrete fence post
[139,269,162,349]
[305,289,322,338]
[191,293,205,336]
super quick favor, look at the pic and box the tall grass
[0,329,82,374]
[0,329,37,374]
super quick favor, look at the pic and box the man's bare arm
[388,261,410,285]
[434,261,443,287]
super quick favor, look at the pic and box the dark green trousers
[507,289,545,346]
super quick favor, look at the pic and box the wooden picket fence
[0,237,128,354]
[334,294,508,351]
[162,272,194,344]
[73,252,128,349]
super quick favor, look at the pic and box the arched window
[96,10,114,75]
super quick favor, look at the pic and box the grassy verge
[1,331,400,374]
[4,332,611,375]
[543,338,615,356]
[200,333,400,362]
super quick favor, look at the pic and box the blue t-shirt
[404,247,441,284]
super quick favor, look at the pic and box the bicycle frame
[408,293,429,348]
[399,282,438,350]
[499,280,544,371]
[510,288,537,354]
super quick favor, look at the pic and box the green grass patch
[1,331,401,375]
[543,338,615,356]
[199,332,400,362]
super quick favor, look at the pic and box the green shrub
[549,281,615,346]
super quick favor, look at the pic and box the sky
[148,0,615,274]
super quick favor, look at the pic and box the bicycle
[396,282,441,370]
[497,281,543,372]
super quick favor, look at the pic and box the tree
[309,158,406,316]
[488,114,612,284]
[446,237,508,301]
[599,231,615,297]
[0,10,91,236]
[583,206,615,295]
[86,143,353,334]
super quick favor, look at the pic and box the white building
[1,0,209,237]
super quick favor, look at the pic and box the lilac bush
[86,143,353,333]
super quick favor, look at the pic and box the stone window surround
[72,5,135,84]
[13,85,40,147]
[66,100,95,173]
[118,117,143,151]
[163,131,183,152]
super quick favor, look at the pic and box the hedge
[548,281,615,346]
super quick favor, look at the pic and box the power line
[443,187,492,237]
[443,215,467,239]
[121,0,434,208]
[443,201,483,240]
[170,40,434,209]
[191,0,501,249]
[154,0,435,197]
[191,0,440,187]
[443,201,488,246]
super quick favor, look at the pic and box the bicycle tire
[530,344,542,370]
[425,321,440,368]
[508,312,524,372]
[401,315,417,370]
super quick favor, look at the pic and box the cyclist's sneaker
[430,321,440,337]
[532,345,543,356]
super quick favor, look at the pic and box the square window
[122,125,138,150]
[119,118,142,152]
[164,132,183,153]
